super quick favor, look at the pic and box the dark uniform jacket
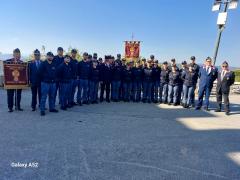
[132,67,143,82]
[38,60,58,83]
[152,67,161,82]
[143,68,153,82]
[160,68,170,84]
[56,62,72,83]
[78,61,91,80]
[89,66,100,82]
[112,66,123,81]
[216,71,235,94]
[122,68,133,82]
[54,56,64,67]
[168,71,181,86]
[69,58,78,79]
[182,70,198,87]
[100,64,112,82]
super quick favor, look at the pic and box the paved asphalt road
[0,89,240,180]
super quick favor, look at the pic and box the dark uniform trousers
[31,84,41,109]
[100,81,111,101]
[7,89,22,110]
[216,71,235,112]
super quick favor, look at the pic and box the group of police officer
[5,48,235,116]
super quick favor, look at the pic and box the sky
[0,0,239,66]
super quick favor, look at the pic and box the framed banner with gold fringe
[125,41,140,61]
[3,63,29,89]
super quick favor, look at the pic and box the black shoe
[17,107,23,111]
[60,107,67,111]
[8,109,13,113]
[195,107,201,110]
[106,100,110,103]
[168,103,171,105]
[78,102,82,106]
[225,111,230,116]
[49,109,58,113]
[72,102,78,106]
[215,109,221,112]
[40,111,45,116]
[148,100,151,104]
[203,107,210,111]
[173,103,177,106]
[32,108,36,111]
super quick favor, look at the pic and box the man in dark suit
[4,48,24,112]
[215,61,235,115]
[28,49,42,111]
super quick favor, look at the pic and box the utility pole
[212,0,238,65]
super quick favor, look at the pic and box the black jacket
[122,68,133,82]
[132,67,143,82]
[56,62,72,83]
[143,68,153,82]
[78,61,91,80]
[152,67,161,82]
[112,66,123,81]
[38,60,58,83]
[168,71,181,86]
[90,66,100,82]
[100,64,112,82]
[160,68,170,84]
[216,71,235,94]
[182,70,198,87]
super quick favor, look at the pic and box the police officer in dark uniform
[132,61,143,102]
[178,61,187,105]
[99,56,112,103]
[57,55,72,110]
[5,48,24,112]
[142,60,153,103]
[28,49,42,111]
[215,61,235,115]
[159,61,169,104]
[122,62,133,102]
[181,64,198,108]
[111,60,123,102]
[77,52,91,105]
[168,66,181,106]
[38,52,59,116]
[189,56,200,107]
[53,47,65,104]
[152,60,161,103]
[89,60,100,104]
[69,49,79,106]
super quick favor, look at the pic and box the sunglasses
[222,66,227,67]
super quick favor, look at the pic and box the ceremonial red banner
[3,63,28,89]
[125,41,140,60]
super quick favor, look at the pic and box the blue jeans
[159,83,168,103]
[70,79,78,104]
[133,81,142,101]
[153,81,160,101]
[143,81,152,101]
[182,85,194,106]
[89,81,99,102]
[59,82,71,108]
[40,82,56,111]
[77,79,89,103]
[197,85,212,108]
[111,81,121,100]
[123,82,132,101]
[168,85,179,104]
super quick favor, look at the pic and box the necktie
[221,71,225,81]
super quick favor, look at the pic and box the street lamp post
[212,0,238,65]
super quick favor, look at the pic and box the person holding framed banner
[4,48,27,112]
